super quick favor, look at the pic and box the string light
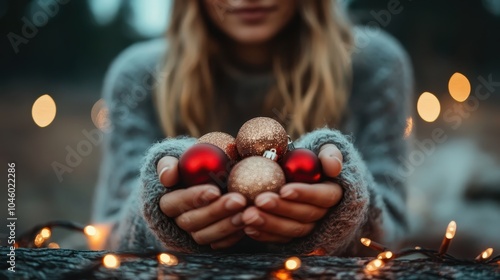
[475,248,493,261]
[360,238,386,252]
[103,254,120,269]
[158,253,178,266]
[284,256,301,271]
[13,219,500,276]
[439,221,457,255]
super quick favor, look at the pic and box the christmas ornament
[178,143,229,189]
[198,132,239,162]
[280,148,323,184]
[228,156,285,201]
[235,117,288,159]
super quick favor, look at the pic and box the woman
[92,0,413,255]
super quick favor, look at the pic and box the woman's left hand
[241,144,344,243]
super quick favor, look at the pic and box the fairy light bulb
[439,221,457,255]
[40,227,51,239]
[34,234,45,247]
[47,242,60,249]
[445,221,457,239]
[361,238,371,247]
[103,254,120,269]
[377,251,394,260]
[475,248,493,261]
[158,253,178,266]
[365,259,385,272]
[360,237,386,252]
[284,257,301,271]
[84,225,97,236]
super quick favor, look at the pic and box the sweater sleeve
[91,39,198,250]
[267,28,413,255]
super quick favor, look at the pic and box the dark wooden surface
[1,247,499,279]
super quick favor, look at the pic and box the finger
[254,192,327,223]
[159,184,221,218]
[280,182,343,208]
[210,231,246,250]
[244,227,292,243]
[242,207,315,238]
[157,156,180,187]
[175,193,246,232]
[318,144,343,177]
[190,213,245,245]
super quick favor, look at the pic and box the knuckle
[191,231,207,245]
[305,208,321,223]
[292,223,312,237]
[175,215,191,231]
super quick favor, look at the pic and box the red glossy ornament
[280,149,323,183]
[178,143,229,189]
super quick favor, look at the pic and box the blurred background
[1,0,499,256]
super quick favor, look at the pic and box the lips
[229,6,278,23]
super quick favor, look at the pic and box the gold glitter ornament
[198,132,239,161]
[236,117,288,159]
[228,156,286,201]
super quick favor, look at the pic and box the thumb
[318,144,343,177]
[157,156,179,187]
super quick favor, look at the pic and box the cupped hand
[157,156,247,249]
[241,144,344,243]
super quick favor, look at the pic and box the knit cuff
[140,136,209,253]
[268,128,372,255]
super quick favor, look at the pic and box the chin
[229,28,277,45]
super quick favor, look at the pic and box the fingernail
[256,197,276,209]
[225,196,246,211]
[281,189,298,199]
[246,213,264,226]
[231,213,243,226]
[202,188,220,201]
[244,227,260,236]
[158,166,169,179]
[333,156,343,165]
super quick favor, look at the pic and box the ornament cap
[263,148,278,161]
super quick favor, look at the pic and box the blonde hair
[156,0,353,137]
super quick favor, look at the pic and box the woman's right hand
[156,156,247,249]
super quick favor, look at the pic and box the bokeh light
[284,256,301,271]
[47,242,60,249]
[158,253,178,266]
[32,94,57,127]
[84,225,97,236]
[417,92,441,122]
[91,98,110,132]
[103,254,120,269]
[448,72,471,102]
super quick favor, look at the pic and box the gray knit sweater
[91,27,413,255]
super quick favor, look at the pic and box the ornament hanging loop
[263,148,278,161]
